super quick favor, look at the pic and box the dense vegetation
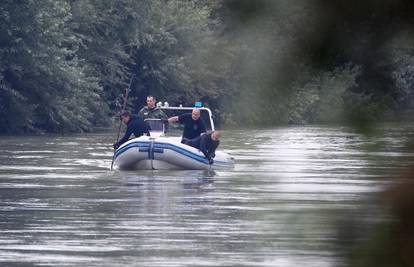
[1,0,414,134]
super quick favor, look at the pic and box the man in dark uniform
[167,108,206,142]
[182,131,221,164]
[113,111,150,149]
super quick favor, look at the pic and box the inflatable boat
[112,105,234,170]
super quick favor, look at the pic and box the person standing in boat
[113,111,150,149]
[138,95,168,120]
[167,108,206,142]
[183,131,221,164]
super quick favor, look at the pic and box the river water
[1,124,414,267]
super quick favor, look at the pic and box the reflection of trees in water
[118,170,216,193]
[114,170,218,226]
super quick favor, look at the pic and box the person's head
[120,111,131,124]
[211,130,221,141]
[146,95,156,109]
[191,108,201,121]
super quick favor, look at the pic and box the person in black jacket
[167,108,206,142]
[182,131,220,164]
[113,111,150,149]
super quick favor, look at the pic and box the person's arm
[114,126,133,149]
[168,116,179,123]
[171,113,189,124]
[210,140,219,159]
[199,134,211,159]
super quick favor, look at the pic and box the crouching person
[183,131,220,164]
[113,111,150,149]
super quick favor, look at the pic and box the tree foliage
[218,0,414,126]
[1,0,414,134]
[0,0,107,133]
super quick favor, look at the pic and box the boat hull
[113,136,234,170]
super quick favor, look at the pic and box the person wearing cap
[167,108,206,142]
[113,111,150,149]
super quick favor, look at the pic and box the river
[0,124,413,266]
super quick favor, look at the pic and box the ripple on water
[0,126,413,266]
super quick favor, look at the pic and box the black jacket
[183,132,219,160]
[114,116,150,148]
[178,113,206,141]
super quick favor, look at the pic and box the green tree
[0,0,108,133]
[69,0,135,111]
[123,0,236,113]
